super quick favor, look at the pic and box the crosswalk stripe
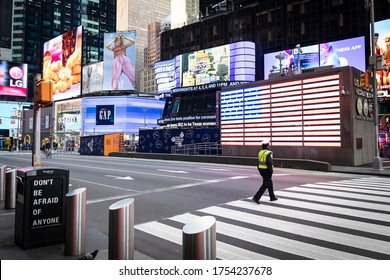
[170,213,371,260]
[135,178,390,259]
[196,205,390,255]
[135,220,276,260]
[276,190,388,211]
[301,183,390,196]
[226,200,389,236]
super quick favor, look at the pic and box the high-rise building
[116,0,170,90]
[140,22,162,93]
[10,0,116,100]
[170,0,200,29]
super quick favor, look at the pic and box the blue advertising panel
[103,32,137,91]
[96,105,115,125]
[82,96,165,135]
[138,127,220,153]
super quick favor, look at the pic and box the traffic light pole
[368,0,383,171]
[32,74,42,167]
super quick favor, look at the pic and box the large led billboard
[180,41,255,87]
[154,58,178,94]
[373,19,390,89]
[82,62,103,94]
[0,60,28,97]
[82,96,165,135]
[264,36,365,79]
[103,32,136,91]
[43,26,83,101]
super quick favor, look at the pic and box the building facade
[10,0,116,100]
[116,0,170,90]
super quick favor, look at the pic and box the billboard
[373,19,390,89]
[82,96,165,135]
[82,62,103,94]
[43,26,83,101]
[264,36,365,79]
[154,58,178,94]
[0,60,28,97]
[103,31,136,91]
[180,41,256,87]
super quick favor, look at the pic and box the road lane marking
[70,178,140,192]
[104,175,134,180]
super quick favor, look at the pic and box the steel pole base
[372,156,384,171]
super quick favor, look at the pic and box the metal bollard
[5,169,17,209]
[182,216,216,260]
[65,187,87,256]
[108,198,134,260]
[0,165,6,201]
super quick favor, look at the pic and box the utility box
[14,167,69,249]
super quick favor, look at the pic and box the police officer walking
[252,140,278,204]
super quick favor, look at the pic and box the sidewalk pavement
[1,160,390,260]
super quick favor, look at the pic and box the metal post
[0,165,6,201]
[5,169,17,209]
[32,74,42,167]
[368,0,383,171]
[182,216,216,260]
[108,198,134,260]
[65,187,87,256]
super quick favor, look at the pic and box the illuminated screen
[43,26,82,101]
[264,37,365,79]
[0,60,28,97]
[103,32,136,91]
[373,19,390,90]
[154,58,178,94]
[82,96,165,134]
[82,62,103,94]
[220,75,341,147]
[180,41,255,87]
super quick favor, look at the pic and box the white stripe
[197,206,390,255]
[227,200,389,236]
[278,189,389,211]
[135,220,275,260]
[301,183,390,196]
[170,213,370,260]
[259,195,390,222]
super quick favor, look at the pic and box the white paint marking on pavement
[71,178,140,192]
[157,169,189,174]
[105,175,134,180]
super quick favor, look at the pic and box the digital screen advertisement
[0,60,28,97]
[180,41,256,87]
[103,31,137,91]
[82,62,103,94]
[43,25,83,101]
[264,36,365,79]
[373,19,390,89]
[82,96,165,134]
[154,58,178,94]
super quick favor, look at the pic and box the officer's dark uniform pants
[254,169,276,200]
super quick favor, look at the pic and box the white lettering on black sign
[30,178,63,229]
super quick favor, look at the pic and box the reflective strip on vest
[258,150,272,169]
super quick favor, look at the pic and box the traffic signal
[34,80,53,105]
[360,72,369,89]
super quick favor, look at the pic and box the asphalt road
[1,151,388,260]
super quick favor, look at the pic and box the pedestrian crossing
[135,177,390,260]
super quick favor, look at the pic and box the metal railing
[171,142,221,155]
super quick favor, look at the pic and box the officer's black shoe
[270,197,278,201]
[252,197,260,204]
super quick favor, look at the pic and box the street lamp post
[366,0,383,170]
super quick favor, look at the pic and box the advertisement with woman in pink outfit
[103,31,136,91]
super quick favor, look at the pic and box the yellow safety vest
[258,150,272,169]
